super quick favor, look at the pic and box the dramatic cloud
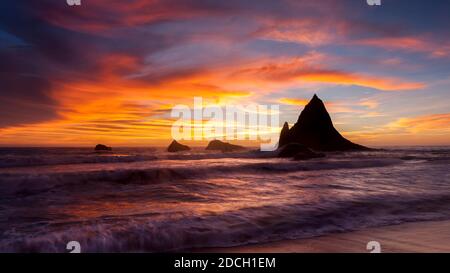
[233,58,425,91]
[0,0,449,145]
[355,36,450,58]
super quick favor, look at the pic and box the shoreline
[198,220,450,253]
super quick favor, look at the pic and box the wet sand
[202,220,450,253]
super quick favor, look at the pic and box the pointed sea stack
[167,140,191,152]
[206,140,245,152]
[279,94,369,151]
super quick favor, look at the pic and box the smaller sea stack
[206,140,245,152]
[94,144,112,151]
[167,140,191,152]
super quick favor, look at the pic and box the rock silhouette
[293,150,325,161]
[206,140,245,152]
[167,140,191,152]
[279,94,369,151]
[278,143,324,160]
[279,121,291,148]
[94,144,112,151]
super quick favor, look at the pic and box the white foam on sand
[201,220,450,253]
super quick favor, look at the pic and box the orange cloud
[279,98,362,114]
[356,36,450,58]
[278,98,309,106]
[234,58,425,91]
[256,19,339,46]
[340,113,450,146]
[0,51,253,146]
[297,70,425,91]
[387,113,450,134]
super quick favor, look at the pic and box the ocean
[0,146,449,252]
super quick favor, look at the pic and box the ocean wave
[2,147,447,168]
[0,154,158,168]
[1,194,449,252]
[0,158,402,197]
[0,147,263,168]
[1,147,448,252]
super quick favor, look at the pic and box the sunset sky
[1,0,449,146]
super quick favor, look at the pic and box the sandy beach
[202,220,450,253]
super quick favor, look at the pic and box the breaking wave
[0,146,449,252]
